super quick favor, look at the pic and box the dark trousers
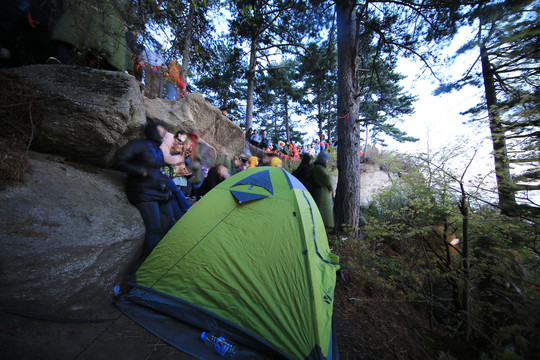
[135,200,175,251]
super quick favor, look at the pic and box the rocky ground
[0,267,433,360]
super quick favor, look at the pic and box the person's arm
[312,166,333,190]
[114,141,147,176]
[160,132,183,165]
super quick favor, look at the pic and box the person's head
[270,157,282,168]
[220,107,227,116]
[262,129,267,135]
[175,130,188,142]
[145,121,167,143]
[217,164,229,179]
[301,153,313,166]
[249,156,258,167]
[253,129,258,134]
[240,153,250,162]
[315,151,330,166]
[247,128,252,134]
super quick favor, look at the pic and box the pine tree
[157,0,217,79]
[298,41,338,143]
[256,59,306,143]
[194,42,247,120]
[228,0,320,130]
[436,0,539,214]
[333,0,462,229]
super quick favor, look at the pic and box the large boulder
[1,65,245,168]
[2,65,146,166]
[0,152,144,316]
[144,93,245,158]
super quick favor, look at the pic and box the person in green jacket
[311,151,334,233]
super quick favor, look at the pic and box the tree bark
[245,38,257,131]
[459,182,471,341]
[284,95,290,143]
[480,42,516,213]
[335,0,363,230]
[180,1,195,81]
[317,99,323,138]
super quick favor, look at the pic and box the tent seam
[148,204,239,288]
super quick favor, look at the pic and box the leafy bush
[352,150,540,359]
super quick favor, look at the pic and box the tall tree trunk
[180,1,195,81]
[459,183,471,340]
[327,99,333,143]
[317,99,323,138]
[335,0,363,230]
[284,95,290,143]
[272,111,277,137]
[245,38,257,130]
[480,42,516,213]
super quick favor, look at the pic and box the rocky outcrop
[144,93,245,158]
[0,152,143,316]
[2,65,244,167]
[359,162,395,206]
[329,163,394,207]
[2,65,146,166]
[0,64,248,317]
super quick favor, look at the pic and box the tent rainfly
[116,167,340,359]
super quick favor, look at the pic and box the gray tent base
[116,295,278,359]
[116,294,338,359]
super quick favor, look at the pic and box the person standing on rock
[311,151,334,233]
[114,121,176,252]
[142,43,165,99]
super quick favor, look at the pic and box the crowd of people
[244,127,332,161]
[115,121,335,253]
[133,43,189,101]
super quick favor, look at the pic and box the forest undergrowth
[327,151,540,360]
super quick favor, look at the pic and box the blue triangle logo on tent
[230,169,274,195]
[230,190,268,203]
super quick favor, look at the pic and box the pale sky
[384,26,538,205]
[382,26,507,202]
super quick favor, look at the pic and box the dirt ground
[0,240,436,360]
[0,304,196,360]
[0,277,432,360]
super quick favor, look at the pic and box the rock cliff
[0,65,244,316]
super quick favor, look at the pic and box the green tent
[117,167,340,359]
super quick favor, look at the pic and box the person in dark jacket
[114,121,176,252]
[197,164,229,199]
[292,153,313,193]
[311,151,334,233]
